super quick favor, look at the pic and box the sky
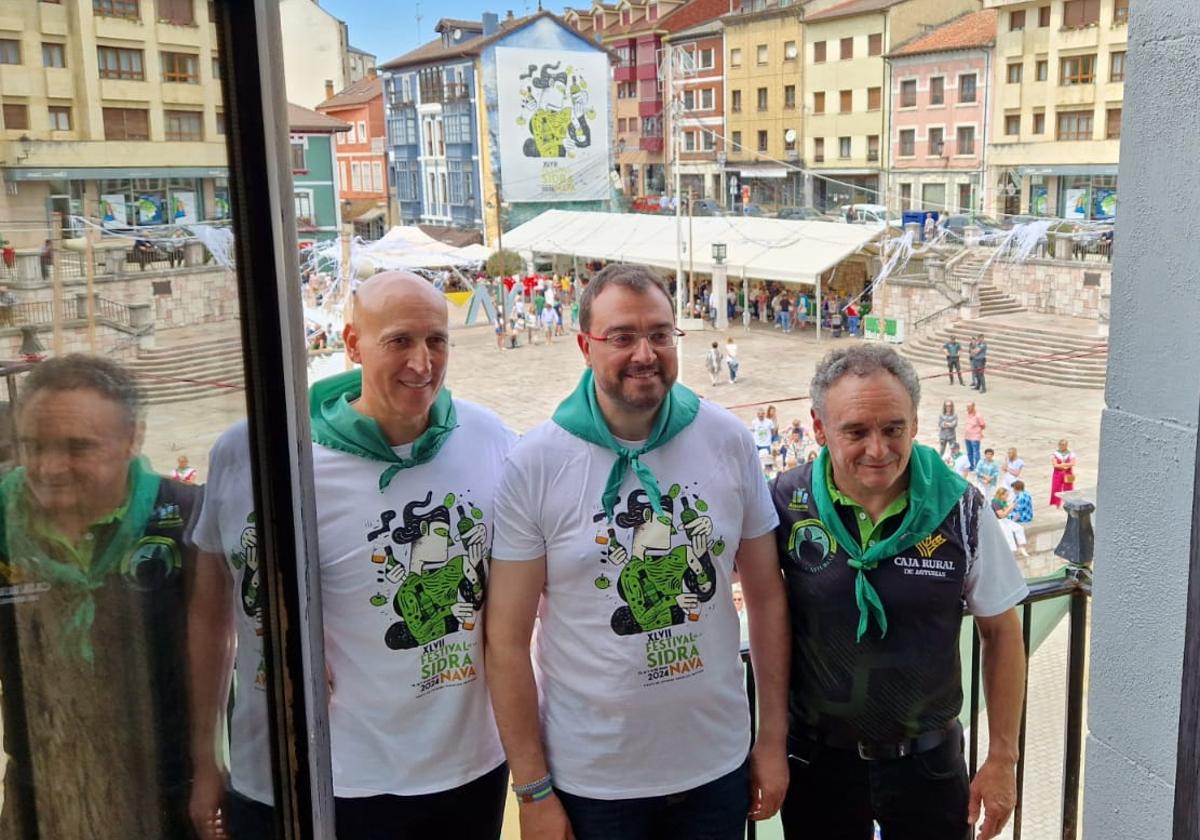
[321,0,574,63]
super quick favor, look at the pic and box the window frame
[868,33,882,56]
[93,0,141,19]
[1057,109,1094,141]
[867,86,881,111]
[0,39,22,66]
[839,89,852,114]
[813,41,826,63]
[163,108,203,141]
[161,50,200,83]
[756,87,768,112]
[813,136,825,162]
[97,46,146,81]
[899,128,915,157]
[1106,107,1122,139]
[959,73,977,104]
[1010,9,1026,31]
[102,106,150,140]
[955,125,976,156]
[900,79,917,108]
[783,84,796,110]
[1060,54,1097,85]
[730,47,742,67]
[928,126,944,156]
[42,42,66,68]
[840,37,854,60]
[838,135,851,159]
[2,103,30,131]
[1039,5,1052,26]
[1005,113,1021,136]
[731,89,742,113]
[1007,62,1023,84]
[1110,51,1126,82]
[757,129,768,152]
[1032,110,1046,134]
[47,104,72,130]
[813,91,825,114]
[755,44,768,65]
[929,76,945,105]
[1062,0,1101,29]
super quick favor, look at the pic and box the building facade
[278,0,376,109]
[318,74,388,240]
[983,0,1126,219]
[803,0,979,212]
[886,10,997,216]
[721,0,809,210]
[0,0,228,248]
[288,103,349,245]
[664,18,726,202]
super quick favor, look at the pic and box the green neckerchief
[811,443,968,643]
[826,473,909,548]
[0,457,162,663]
[552,369,700,521]
[309,369,458,492]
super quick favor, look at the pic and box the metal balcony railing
[740,498,1095,839]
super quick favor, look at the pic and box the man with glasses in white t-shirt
[487,263,791,840]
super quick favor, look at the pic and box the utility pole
[687,189,694,310]
[50,212,64,356]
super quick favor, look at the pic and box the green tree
[486,249,524,278]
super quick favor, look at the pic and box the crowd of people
[494,274,578,351]
[687,282,868,337]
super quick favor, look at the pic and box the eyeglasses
[583,328,686,350]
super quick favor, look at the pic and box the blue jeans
[847,315,860,335]
[779,311,791,331]
[557,760,750,840]
[965,439,981,471]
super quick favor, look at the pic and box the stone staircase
[126,329,245,405]
[978,283,1026,317]
[948,249,1026,317]
[902,315,1107,389]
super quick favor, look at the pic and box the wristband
[512,773,554,803]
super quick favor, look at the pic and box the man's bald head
[344,270,452,445]
[352,271,448,332]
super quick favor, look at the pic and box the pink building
[885,10,997,217]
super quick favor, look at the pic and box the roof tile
[317,75,383,110]
[888,9,997,57]
[803,0,905,23]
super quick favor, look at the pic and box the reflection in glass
[0,355,200,838]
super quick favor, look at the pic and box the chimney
[324,79,334,100]
[481,12,499,34]
[505,10,514,21]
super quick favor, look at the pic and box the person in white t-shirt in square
[751,408,774,458]
[487,263,790,840]
[311,272,515,839]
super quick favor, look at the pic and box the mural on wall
[495,46,609,203]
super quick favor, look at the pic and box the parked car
[942,214,1004,238]
[692,198,725,216]
[841,204,891,225]
[776,206,822,221]
[739,204,766,217]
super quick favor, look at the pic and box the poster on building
[100,194,129,228]
[1092,187,1117,219]
[494,46,609,203]
[1064,188,1089,220]
[172,191,198,224]
[135,193,165,225]
[1029,185,1049,216]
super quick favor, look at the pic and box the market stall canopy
[344,226,494,272]
[501,210,881,285]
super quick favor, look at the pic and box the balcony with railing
[417,80,470,105]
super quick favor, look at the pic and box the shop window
[102,106,150,140]
[899,129,915,157]
[2,103,29,131]
[930,76,944,105]
[813,41,826,63]
[900,80,916,108]
[1060,54,1096,85]
[42,43,66,68]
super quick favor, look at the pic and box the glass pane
[0,1,280,837]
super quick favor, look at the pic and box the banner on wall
[495,46,610,203]
[135,194,165,225]
[1029,185,1049,216]
[1092,187,1117,219]
[172,190,198,224]
[100,194,129,228]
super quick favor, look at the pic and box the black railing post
[1056,498,1094,840]
[744,651,757,840]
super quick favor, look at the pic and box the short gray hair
[20,354,143,431]
[810,344,921,419]
[579,263,672,333]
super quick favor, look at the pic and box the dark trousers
[781,729,970,840]
[225,788,277,839]
[973,364,987,392]
[947,356,964,384]
[557,760,749,840]
[334,762,507,840]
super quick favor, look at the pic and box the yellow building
[0,0,228,247]
[803,0,979,211]
[983,0,1126,220]
[721,1,809,209]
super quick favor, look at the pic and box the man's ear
[811,409,826,447]
[344,322,362,364]
[576,331,592,368]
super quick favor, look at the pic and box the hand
[386,563,407,585]
[189,760,229,840]
[451,602,476,622]
[518,793,576,840]
[461,522,488,550]
[607,541,629,566]
[684,515,714,555]
[969,756,1017,839]
[468,539,485,568]
[676,592,699,613]
[747,739,789,821]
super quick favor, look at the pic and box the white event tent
[501,209,882,286]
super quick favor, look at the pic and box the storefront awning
[2,166,229,181]
[502,210,881,286]
[353,208,385,224]
[727,164,789,179]
[1015,164,1119,177]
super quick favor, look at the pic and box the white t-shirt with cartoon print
[493,399,779,799]
[190,420,274,805]
[315,399,516,797]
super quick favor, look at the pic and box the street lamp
[712,242,727,264]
